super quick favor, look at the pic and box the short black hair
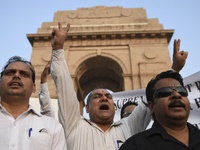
[121,101,138,119]
[86,87,112,105]
[0,56,35,83]
[146,70,183,103]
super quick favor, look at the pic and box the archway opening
[76,56,124,101]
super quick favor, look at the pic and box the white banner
[112,71,200,128]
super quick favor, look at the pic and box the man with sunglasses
[119,70,200,150]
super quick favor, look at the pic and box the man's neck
[159,121,189,147]
[96,123,112,132]
[1,96,29,119]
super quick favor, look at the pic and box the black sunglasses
[153,86,188,98]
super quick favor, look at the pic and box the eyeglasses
[153,86,188,98]
[122,112,132,118]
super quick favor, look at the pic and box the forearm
[127,99,152,134]
[38,83,55,118]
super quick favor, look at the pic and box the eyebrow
[94,93,113,98]
[5,69,31,75]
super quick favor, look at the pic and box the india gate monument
[27,6,173,114]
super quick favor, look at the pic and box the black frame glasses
[153,86,188,98]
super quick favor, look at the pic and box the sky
[0,0,200,119]
[0,0,199,79]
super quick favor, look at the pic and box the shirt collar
[84,117,121,126]
[0,103,41,117]
[146,120,200,148]
[145,120,170,140]
[83,117,122,132]
[27,105,42,117]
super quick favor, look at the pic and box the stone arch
[73,52,128,75]
[75,56,124,99]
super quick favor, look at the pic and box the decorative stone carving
[68,12,78,19]
[42,52,51,62]
[144,50,157,59]
[121,9,132,17]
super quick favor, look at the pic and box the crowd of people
[1,22,199,150]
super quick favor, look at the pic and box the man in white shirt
[40,22,188,150]
[0,56,67,150]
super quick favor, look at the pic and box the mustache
[168,100,185,108]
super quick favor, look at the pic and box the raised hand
[41,61,51,84]
[172,39,188,73]
[51,22,70,50]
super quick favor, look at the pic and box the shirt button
[14,123,16,126]
[11,144,15,147]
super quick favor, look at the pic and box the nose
[170,90,182,100]
[101,95,108,101]
[13,71,20,80]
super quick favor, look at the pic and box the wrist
[41,76,47,84]
[170,68,176,72]
[52,44,62,50]
[171,64,181,73]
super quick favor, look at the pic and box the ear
[86,104,89,113]
[32,83,36,93]
[148,101,154,114]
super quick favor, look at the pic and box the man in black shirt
[120,70,200,150]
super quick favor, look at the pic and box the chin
[171,114,189,121]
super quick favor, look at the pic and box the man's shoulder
[120,130,147,150]
[126,128,148,143]
[30,113,62,130]
[188,122,200,134]
[134,128,149,138]
[40,114,59,124]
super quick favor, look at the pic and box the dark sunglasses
[153,86,188,98]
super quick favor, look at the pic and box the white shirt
[40,49,151,150]
[0,104,67,150]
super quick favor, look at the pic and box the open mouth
[169,101,185,108]
[170,104,183,108]
[100,104,109,110]
[10,82,22,86]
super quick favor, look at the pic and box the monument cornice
[27,29,174,46]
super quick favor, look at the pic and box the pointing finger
[65,23,71,33]
[173,39,181,54]
[58,22,62,31]
[52,27,59,36]
[51,30,55,37]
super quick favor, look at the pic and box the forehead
[154,78,181,90]
[5,61,32,73]
[91,88,110,95]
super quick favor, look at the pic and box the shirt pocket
[22,131,52,150]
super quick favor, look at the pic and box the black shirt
[119,120,200,150]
